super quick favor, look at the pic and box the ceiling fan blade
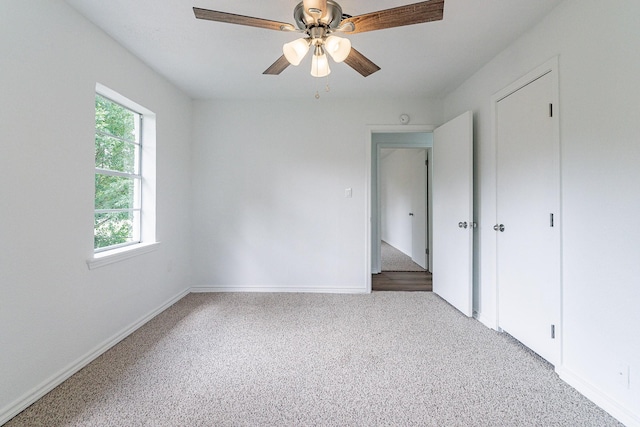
[193,7,296,32]
[343,48,380,77]
[263,55,291,75]
[340,0,444,34]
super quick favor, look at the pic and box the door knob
[458,221,468,229]
[493,224,505,232]
[409,213,414,216]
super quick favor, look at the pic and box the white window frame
[94,95,142,252]
[88,84,158,269]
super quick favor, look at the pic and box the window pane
[95,133,138,174]
[94,88,147,254]
[94,211,135,249]
[95,95,138,142]
[95,174,140,210]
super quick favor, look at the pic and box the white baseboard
[0,288,190,426]
[191,285,368,294]
[556,365,640,427]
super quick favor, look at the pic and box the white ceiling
[64,0,564,100]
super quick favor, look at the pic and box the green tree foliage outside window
[94,95,141,250]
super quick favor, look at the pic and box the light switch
[345,188,352,198]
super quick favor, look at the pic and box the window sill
[87,242,160,270]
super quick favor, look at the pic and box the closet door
[496,71,560,364]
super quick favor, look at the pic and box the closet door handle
[458,221,468,229]
[409,213,414,216]
[493,224,505,232]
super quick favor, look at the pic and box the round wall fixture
[400,114,410,124]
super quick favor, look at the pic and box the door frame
[490,56,562,359]
[365,125,435,292]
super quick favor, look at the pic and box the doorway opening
[379,147,428,272]
[369,131,433,292]
[366,113,474,309]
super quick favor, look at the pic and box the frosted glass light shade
[325,36,352,63]
[311,53,331,77]
[283,38,310,66]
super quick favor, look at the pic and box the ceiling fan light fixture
[311,47,331,77]
[325,35,351,63]
[283,38,310,66]
[195,0,446,79]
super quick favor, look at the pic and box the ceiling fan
[193,0,445,78]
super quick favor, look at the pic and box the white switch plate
[345,188,352,198]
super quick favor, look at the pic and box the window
[90,84,156,268]
[94,94,142,251]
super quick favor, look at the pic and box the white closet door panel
[497,72,560,364]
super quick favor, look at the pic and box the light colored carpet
[381,241,426,272]
[7,293,621,426]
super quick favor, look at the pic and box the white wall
[0,0,193,422]
[380,149,421,256]
[443,0,640,424]
[190,98,442,292]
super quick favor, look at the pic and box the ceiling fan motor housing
[294,1,343,29]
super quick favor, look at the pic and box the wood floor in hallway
[372,271,433,292]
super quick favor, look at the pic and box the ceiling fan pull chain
[314,72,330,98]
[314,54,320,99]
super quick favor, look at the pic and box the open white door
[432,111,473,317]
[411,150,427,269]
